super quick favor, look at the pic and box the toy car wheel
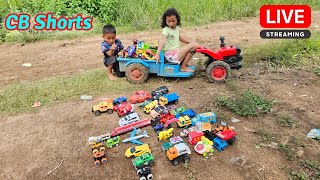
[203,152,207,157]
[140,177,147,180]
[172,159,179,165]
[109,145,112,148]
[174,100,179,105]
[116,144,119,147]
[147,174,153,180]
[107,109,113,114]
[126,64,149,84]
[94,111,101,116]
[167,124,172,128]
[227,137,237,145]
[184,156,190,163]
[206,61,231,83]
[94,160,100,166]
[101,158,107,163]
[100,147,105,152]
[92,149,98,154]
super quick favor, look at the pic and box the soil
[0,12,319,180]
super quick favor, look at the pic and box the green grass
[276,114,296,128]
[290,160,320,180]
[0,69,151,116]
[1,0,320,43]
[245,32,320,71]
[216,90,275,116]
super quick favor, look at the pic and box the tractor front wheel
[126,64,149,84]
[206,61,231,83]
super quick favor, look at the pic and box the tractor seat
[164,57,183,65]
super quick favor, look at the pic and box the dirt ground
[0,12,319,180]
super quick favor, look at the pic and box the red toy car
[160,113,175,124]
[195,36,242,83]
[130,90,152,104]
[113,102,133,117]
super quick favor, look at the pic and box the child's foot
[107,73,117,80]
[180,67,195,72]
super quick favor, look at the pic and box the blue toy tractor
[117,52,195,84]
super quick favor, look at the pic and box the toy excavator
[158,128,174,141]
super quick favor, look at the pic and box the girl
[154,8,199,72]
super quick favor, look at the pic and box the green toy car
[171,106,186,116]
[132,152,155,169]
[106,136,120,148]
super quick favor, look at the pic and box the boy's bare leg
[107,64,117,80]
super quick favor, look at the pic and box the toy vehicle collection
[88,85,238,178]
[92,99,114,116]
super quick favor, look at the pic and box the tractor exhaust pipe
[220,36,225,48]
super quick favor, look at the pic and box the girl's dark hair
[161,8,181,28]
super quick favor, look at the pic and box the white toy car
[119,113,140,126]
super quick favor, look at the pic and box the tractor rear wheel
[206,61,231,83]
[126,64,149,84]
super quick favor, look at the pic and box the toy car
[119,112,140,126]
[164,118,179,128]
[160,113,175,124]
[216,129,237,145]
[130,91,152,104]
[150,105,169,119]
[159,93,179,106]
[92,99,114,116]
[144,100,158,114]
[114,102,133,117]
[91,142,105,154]
[93,151,107,166]
[195,36,242,82]
[106,136,120,148]
[188,131,204,145]
[117,51,195,84]
[171,106,186,116]
[162,136,185,151]
[113,96,127,105]
[194,136,214,157]
[125,144,151,158]
[137,166,153,180]
[153,123,164,133]
[175,109,196,119]
[132,152,155,169]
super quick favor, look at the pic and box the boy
[101,25,124,80]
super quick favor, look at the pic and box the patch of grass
[278,144,296,161]
[289,171,308,180]
[256,127,275,143]
[276,114,296,128]
[216,90,275,116]
[313,67,320,76]
[290,160,320,180]
[245,32,320,70]
[0,69,150,116]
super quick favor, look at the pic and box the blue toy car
[213,137,228,152]
[191,112,217,126]
[117,52,195,84]
[153,124,164,133]
[175,109,197,119]
[113,96,127,105]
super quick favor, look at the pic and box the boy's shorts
[103,55,116,67]
[164,49,180,64]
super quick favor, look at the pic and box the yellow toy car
[92,99,114,116]
[125,144,151,158]
[144,100,158,114]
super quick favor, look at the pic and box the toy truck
[159,93,179,106]
[164,141,191,165]
[93,151,107,166]
[175,109,196,119]
[91,142,106,154]
[191,112,217,126]
[176,115,192,128]
[92,99,114,116]
[117,51,195,84]
[106,136,120,148]
[132,152,155,169]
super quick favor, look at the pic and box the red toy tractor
[195,37,242,82]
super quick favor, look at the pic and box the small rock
[80,95,93,100]
[22,63,32,67]
[296,148,304,158]
[243,126,257,133]
[32,102,41,108]
[293,83,297,86]
[231,117,241,123]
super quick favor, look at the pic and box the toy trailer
[117,52,195,84]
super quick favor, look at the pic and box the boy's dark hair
[102,25,116,34]
[161,8,181,28]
